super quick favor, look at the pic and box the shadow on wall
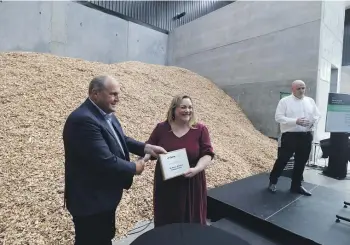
[222,79,317,138]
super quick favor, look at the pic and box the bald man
[63,75,167,245]
[268,80,321,196]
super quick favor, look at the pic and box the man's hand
[142,154,152,162]
[135,159,145,175]
[296,117,310,127]
[144,144,167,158]
[184,167,200,178]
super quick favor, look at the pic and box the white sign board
[325,93,350,132]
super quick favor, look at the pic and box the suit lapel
[84,98,129,158]
[101,119,129,159]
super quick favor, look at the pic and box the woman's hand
[183,155,212,178]
[184,167,200,178]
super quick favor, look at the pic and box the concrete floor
[304,159,350,194]
[113,161,350,245]
[113,220,154,245]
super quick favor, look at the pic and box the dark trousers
[277,147,304,182]
[270,132,312,189]
[72,209,116,245]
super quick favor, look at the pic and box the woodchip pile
[0,52,277,245]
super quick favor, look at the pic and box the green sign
[280,92,291,99]
[325,93,350,132]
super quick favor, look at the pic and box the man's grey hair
[88,75,109,94]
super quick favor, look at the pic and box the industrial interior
[1,1,350,245]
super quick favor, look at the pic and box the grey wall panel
[0,1,52,53]
[169,1,322,63]
[0,1,168,65]
[167,1,322,138]
[62,1,129,63]
[172,20,321,87]
[127,21,168,65]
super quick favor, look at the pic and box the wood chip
[0,52,277,244]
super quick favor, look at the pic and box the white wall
[0,1,168,65]
[315,1,345,141]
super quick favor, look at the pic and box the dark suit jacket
[63,98,145,216]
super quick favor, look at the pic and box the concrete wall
[315,1,345,141]
[167,1,322,138]
[340,66,350,93]
[0,1,52,53]
[0,1,167,65]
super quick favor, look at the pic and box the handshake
[134,144,167,175]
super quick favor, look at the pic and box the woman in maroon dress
[144,94,215,227]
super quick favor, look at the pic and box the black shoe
[290,186,312,196]
[268,183,277,193]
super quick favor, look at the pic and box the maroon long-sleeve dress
[146,121,215,227]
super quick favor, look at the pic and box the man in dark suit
[63,75,167,245]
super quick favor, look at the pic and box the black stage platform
[207,173,350,245]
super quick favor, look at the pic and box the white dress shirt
[89,98,125,156]
[275,94,321,133]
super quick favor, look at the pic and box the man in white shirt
[268,80,321,196]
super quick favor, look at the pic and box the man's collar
[88,98,112,118]
[292,94,304,100]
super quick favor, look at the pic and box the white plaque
[159,148,190,180]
